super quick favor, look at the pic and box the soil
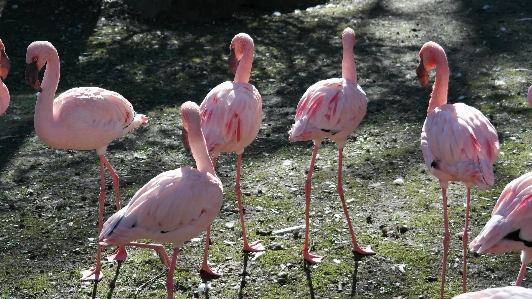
[0,0,531,298]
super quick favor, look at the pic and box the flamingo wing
[289,78,366,145]
[100,167,223,247]
[200,81,262,155]
[470,172,532,254]
[421,103,498,188]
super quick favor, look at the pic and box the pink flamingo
[288,27,375,264]
[191,33,263,276]
[417,41,499,297]
[451,286,532,299]
[24,41,148,281]
[0,39,11,115]
[469,171,532,286]
[99,101,223,299]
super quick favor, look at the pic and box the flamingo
[189,32,264,277]
[451,286,532,299]
[24,41,148,281]
[99,101,223,299]
[288,27,375,264]
[417,41,499,297]
[468,86,532,286]
[0,39,11,115]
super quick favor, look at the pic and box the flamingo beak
[0,49,10,82]
[416,58,429,91]
[25,60,42,93]
[228,47,239,74]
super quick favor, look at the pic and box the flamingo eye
[33,57,37,62]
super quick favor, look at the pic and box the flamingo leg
[462,187,471,293]
[165,247,179,299]
[440,188,450,299]
[235,154,265,252]
[80,157,107,281]
[124,242,171,267]
[200,225,220,277]
[100,155,129,262]
[337,148,375,256]
[516,262,527,286]
[303,143,325,263]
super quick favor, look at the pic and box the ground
[0,0,531,298]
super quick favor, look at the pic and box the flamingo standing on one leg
[189,33,263,277]
[0,39,11,115]
[468,85,532,286]
[24,41,148,281]
[451,286,532,299]
[288,27,375,264]
[417,41,499,297]
[99,101,223,299]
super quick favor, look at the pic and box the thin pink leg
[200,225,220,277]
[303,143,325,263]
[462,188,471,293]
[440,188,450,299]
[124,242,171,267]
[337,148,375,256]
[80,157,107,281]
[236,154,265,252]
[516,262,527,286]
[101,155,128,262]
[166,248,180,299]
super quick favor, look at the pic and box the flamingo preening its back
[417,41,499,297]
[288,27,375,264]
[24,41,148,281]
[99,101,223,299]
[0,39,11,115]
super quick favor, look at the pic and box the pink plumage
[470,171,532,286]
[289,28,374,264]
[193,33,264,277]
[100,101,223,299]
[451,286,532,299]
[417,41,499,297]
[24,41,148,281]
[0,39,10,115]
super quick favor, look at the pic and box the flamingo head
[416,41,446,91]
[342,27,356,47]
[25,41,56,93]
[228,33,253,75]
[0,40,10,82]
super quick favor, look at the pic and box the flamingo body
[100,167,223,247]
[0,39,10,115]
[417,41,499,297]
[36,87,147,154]
[451,286,532,299]
[100,101,222,299]
[289,77,366,148]
[289,28,374,264]
[470,169,532,286]
[200,80,261,156]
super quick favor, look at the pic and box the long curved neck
[342,42,357,83]
[34,49,60,133]
[427,52,449,114]
[186,112,216,176]
[234,44,253,83]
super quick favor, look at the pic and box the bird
[288,27,375,264]
[188,32,264,277]
[469,171,532,286]
[0,39,11,115]
[451,286,532,299]
[99,101,223,299]
[24,41,148,281]
[417,41,499,297]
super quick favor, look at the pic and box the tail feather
[469,215,507,253]
[99,208,127,241]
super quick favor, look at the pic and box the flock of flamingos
[1,26,532,298]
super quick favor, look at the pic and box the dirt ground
[0,0,531,298]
